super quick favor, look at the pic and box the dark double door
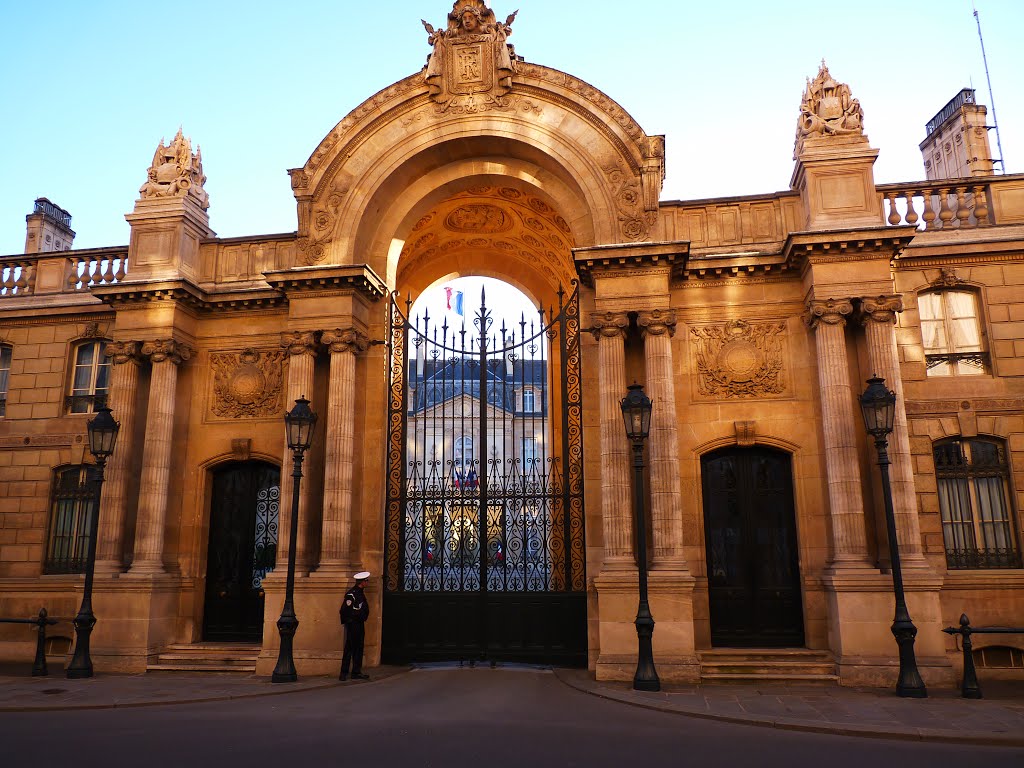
[203,462,280,642]
[702,447,804,647]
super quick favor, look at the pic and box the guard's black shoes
[352,673,370,680]
[339,673,348,681]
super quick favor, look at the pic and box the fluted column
[316,328,370,573]
[128,339,192,575]
[279,331,318,574]
[861,296,926,563]
[95,341,142,573]
[591,312,632,569]
[806,300,870,568]
[638,310,688,571]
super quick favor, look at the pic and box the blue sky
[1,0,1020,254]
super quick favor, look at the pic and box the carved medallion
[691,320,787,399]
[210,348,285,419]
[445,204,511,233]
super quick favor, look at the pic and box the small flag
[444,286,453,309]
[454,291,464,317]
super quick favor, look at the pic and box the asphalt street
[1,667,1020,768]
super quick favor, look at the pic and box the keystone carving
[210,348,285,419]
[691,319,787,399]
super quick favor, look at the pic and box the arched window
[934,437,1021,569]
[0,344,11,417]
[45,465,100,574]
[67,340,110,413]
[918,290,988,376]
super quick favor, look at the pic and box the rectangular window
[919,290,987,376]
[45,466,99,574]
[0,345,11,416]
[935,438,1021,569]
[522,388,536,412]
[68,341,110,413]
[521,437,538,472]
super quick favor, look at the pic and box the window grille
[0,345,11,416]
[44,465,100,574]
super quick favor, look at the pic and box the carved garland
[691,319,787,399]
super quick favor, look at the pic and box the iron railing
[0,609,59,676]
[943,613,1024,698]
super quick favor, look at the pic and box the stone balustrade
[0,247,128,298]
[879,181,992,230]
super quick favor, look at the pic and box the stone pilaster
[316,328,370,574]
[860,296,926,565]
[590,312,632,569]
[127,339,192,576]
[95,341,142,574]
[637,309,688,571]
[279,331,318,574]
[806,299,870,568]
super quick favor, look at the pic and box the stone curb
[0,667,412,713]
[552,669,1024,748]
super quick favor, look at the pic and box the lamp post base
[271,613,299,683]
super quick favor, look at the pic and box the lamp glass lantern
[620,383,652,441]
[859,375,897,438]
[284,396,317,451]
[86,407,120,459]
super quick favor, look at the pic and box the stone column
[861,296,926,563]
[638,310,688,571]
[316,328,370,573]
[590,312,633,569]
[279,331,318,574]
[128,339,191,576]
[95,341,142,573]
[806,300,870,568]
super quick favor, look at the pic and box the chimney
[919,89,996,180]
[24,198,75,254]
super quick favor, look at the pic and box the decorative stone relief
[691,319,787,399]
[795,61,864,148]
[297,178,349,266]
[232,438,253,461]
[141,339,193,366]
[735,420,756,447]
[932,268,963,288]
[79,321,107,339]
[210,348,285,419]
[138,129,209,210]
[422,1,518,113]
[603,162,653,242]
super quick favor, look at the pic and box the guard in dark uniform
[339,571,371,681]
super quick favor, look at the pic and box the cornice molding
[263,264,387,301]
[573,240,688,286]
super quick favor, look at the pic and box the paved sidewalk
[555,669,1024,746]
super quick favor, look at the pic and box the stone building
[2,0,1024,686]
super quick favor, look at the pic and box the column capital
[281,330,318,357]
[589,311,629,341]
[806,298,853,329]
[322,328,370,355]
[637,309,677,338]
[859,295,904,325]
[141,339,192,365]
[105,340,143,365]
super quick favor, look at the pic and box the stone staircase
[147,643,261,674]
[698,648,838,685]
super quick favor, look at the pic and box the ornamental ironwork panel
[384,285,586,664]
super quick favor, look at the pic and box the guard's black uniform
[339,583,369,679]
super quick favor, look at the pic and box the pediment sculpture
[422,1,518,112]
[138,128,210,209]
[796,61,864,144]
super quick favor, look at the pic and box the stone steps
[699,648,838,684]
[147,643,261,674]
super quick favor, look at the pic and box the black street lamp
[272,396,317,683]
[859,376,927,698]
[67,407,120,679]
[621,383,660,692]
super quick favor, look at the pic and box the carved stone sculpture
[138,128,210,210]
[691,319,787,399]
[796,61,864,144]
[422,1,518,112]
[210,348,285,419]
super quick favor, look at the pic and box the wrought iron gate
[383,286,586,665]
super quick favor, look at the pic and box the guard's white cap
[354,571,371,581]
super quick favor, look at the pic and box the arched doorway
[202,461,280,642]
[382,279,586,665]
[702,446,804,647]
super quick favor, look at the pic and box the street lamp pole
[67,407,120,679]
[272,397,317,683]
[621,383,660,692]
[859,376,927,698]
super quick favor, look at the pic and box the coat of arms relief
[210,348,285,419]
[690,320,788,399]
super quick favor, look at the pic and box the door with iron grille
[702,446,804,647]
[383,286,586,665]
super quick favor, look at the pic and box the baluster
[938,187,954,228]
[97,259,110,285]
[17,262,35,295]
[115,257,127,282]
[922,191,938,230]
[973,185,991,226]
[66,257,82,290]
[0,265,11,295]
[886,192,902,225]
[904,191,919,227]
[955,187,972,228]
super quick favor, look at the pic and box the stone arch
[290,64,664,297]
